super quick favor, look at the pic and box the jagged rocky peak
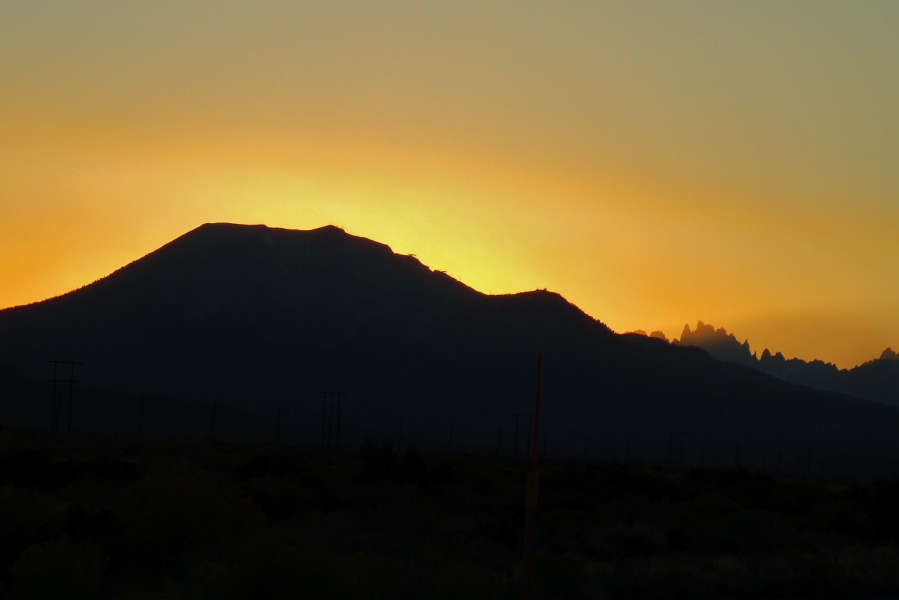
[679,321,720,338]
[679,321,743,345]
[675,321,756,368]
[880,347,899,361]
[760,348,786,362]
[626,330,670,342]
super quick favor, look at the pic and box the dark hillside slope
[675,322,899,406]
[1,224,897,472]
[0,223,478,397]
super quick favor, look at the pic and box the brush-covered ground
[1,428,899,599]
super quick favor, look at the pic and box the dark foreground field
[1,428,899,599]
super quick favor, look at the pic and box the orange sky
[2,2,898,368]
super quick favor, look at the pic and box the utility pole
[47,360,60,430]
[276,406,282,444]
[209,398,218,442]
[320,391,346,455]
[665,431,688,469]
[796,446,813,477]
[542,427,548,460]
[526,414,533,458]
[66,360,77,432]
[327,396,334,449]
[320,392,327,447]
[336,392,345,448]
[512,413,533,459]
[46,360,81,432]
[138,394,146,437]
[523,353,542,600]
[513,416,520,458]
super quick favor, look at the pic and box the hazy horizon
[1,220,892,371]
[2,2,897,369]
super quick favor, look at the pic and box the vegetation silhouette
[1,429,899,598]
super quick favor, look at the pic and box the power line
[665,431,688,469]
[138,393,146,436]
[523,353,543,600]
[276,406,282,444]
[512,413,533,459]
[209,398,218,441]
[46,360,82,432]
[320,391,346,456]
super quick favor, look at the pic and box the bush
[110,466,265,570]
[807,500,875,539]
[0,485,66,566]
[9,537,106,600]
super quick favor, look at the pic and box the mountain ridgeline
[2,223,899,476]
[664,321,899,406]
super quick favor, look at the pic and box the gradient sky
[2,1,897,368]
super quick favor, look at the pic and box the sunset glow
[2,2,898,368]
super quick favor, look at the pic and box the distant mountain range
[634,322,899,406]
[2,223,898,475]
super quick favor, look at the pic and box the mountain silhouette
[2,223,899,474]
[673,322,899,406]
[676,321,756,368]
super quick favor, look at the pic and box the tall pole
[138,394,145,436]
[513,416,520,458]
[327,396,334,449]
[542,427,548,460]
[335,394,341,448]
[67,361,75,432]
[513,414,534,458]
[666,431,673,468]
[46,360,81,432]
[523,353,542,600]
[321,392,328,448]
[47,360,60,430]
[526,414,533,457]
[210,398,217,442]
[665,431,688,469]
[276,407,282,444]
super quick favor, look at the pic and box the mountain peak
[188,222,350,242]
[675,321,756,368]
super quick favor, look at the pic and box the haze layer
[2,2,898,367]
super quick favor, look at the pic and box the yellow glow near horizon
[2,2,898,369]
[3,122,897,369]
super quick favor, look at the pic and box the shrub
[110,466,265,570]
[9,537,106,600]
